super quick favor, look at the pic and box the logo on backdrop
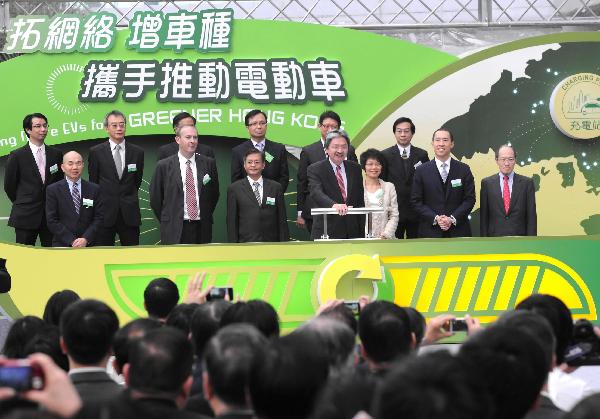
[550,73,600,140]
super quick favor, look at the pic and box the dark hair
[374,350,493,419]
[43,290,81,327]
[359,148,385,171]
[2,316,46,358]
[515,294,573,364]
[244,109,267,126]
[113,318,163,373]
[59,299,119,365]
[23,324,68,371]
[318,303,357,335]
[128,326,193,396]
[458,325,548,419]
[319,111,341,127]
[565,393,600,419]
[172,112,196,129]
[432,127,454,142]
[358,301,412,364]
[103,110,126,127]
[404,307,426,347]
[392,117,415,134]
[220,300,280,339]
[249,332,329,419]
[495,144,517,159]
[243,147,264,163]
[191,300,231,357]
[324,130,350,149]
[204,324,267,407]
[166,303,200,335]
[143,278,180,319]
[22,113,48,138]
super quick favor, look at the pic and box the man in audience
[111,318,163,379]
[157,112,215,161]
[220,300,280,339]
[144,277,180,322]
[60,299,121,404]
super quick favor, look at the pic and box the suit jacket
[524,395,564,419]
[70,370,122,404]
[227,178,289,243]
[157,141,215,161]
[410,159,475,238]
[4,144,63,229]
[364,179,399,239]
[480,173,537,237]
[88,140,144,227]
[381,144,429,222]
[150,154,220,245]
[297,139,358,220]
[45,179,103,246]
[231,139,289,192]
[308,159,365,240]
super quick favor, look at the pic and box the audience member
[166,303,200,336]
[42,290,80,327]
[220,300,280,339]
[112,318,163,376]
[144,277,180,321]
[2,316,45,358]
[23,324,68,371]
[317,301,357,336]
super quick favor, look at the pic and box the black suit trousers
[96,208,140,246]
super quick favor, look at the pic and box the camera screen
[0,366,32,391]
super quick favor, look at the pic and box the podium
[311,207,384,240]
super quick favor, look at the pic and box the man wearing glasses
[4,113,63,246]
[480,144,537,237]
[230,109,289,192]
[296,110,358,234]
[88,110,144,246]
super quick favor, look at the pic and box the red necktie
[503,175,510,214]
[185,160,199,220]
[336,165,347,203]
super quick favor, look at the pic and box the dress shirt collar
[498,171,514,181]
[329,159,345,173]
[247,176,263,187]
[396,143,411,156]
[108,138,125,151]
[435,157,451,170]
[66,177,81,189]
[68,366,107,376]
[178,152,196,165]
[251,139,266,149]
[28,141,45,154]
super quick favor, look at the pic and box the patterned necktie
[401,148,408,160]
[503,175,510,214]
[253,181,261,204]
[36,147,45,183]
[185,160,199,220]
[255,142,264,152]
[72,182,81,215]
[335,165,347,203]
[441,162,448,183]
[114,144,123,179]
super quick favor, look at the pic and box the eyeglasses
[320,124,339,130]
[109,123,126,129]
[32,124,49,129]
[498,157,515,163]
[395,129,412,134]
[248,121,267,127]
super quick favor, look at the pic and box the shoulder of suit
[126,141,144,152]
[451,158,471,169]
[381,145,397,155]
[265,139,285,151]
[196,153,215,164]
[263,177,282,189]
[232,140,251,152]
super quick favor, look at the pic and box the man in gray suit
[480,144,537,237]
[150,125,219,244]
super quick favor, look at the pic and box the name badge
[266,196,276,205]
[451,179,462,188]
[127,163,137,172]
[82,198,94,207]
[414,161,422,169]
[49,164,58,174]
[264,151,274,163]
[202,173,211,185]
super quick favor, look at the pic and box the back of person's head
[23,324,68,371]
[358,301,412,364]
[294,317,355,375]
[564,393,600,419]
[204,324,267,408]
[143,277,180,319]
[166,303,200,335]
[220,300,280,339]
[516,293,573,364]
[127,326,193,397]
[374,351,493,419]
[2,316,45,358]
[404,307,426,347]
[191,300,231,357]
[496,309,556,371]
[250,332,329,419]
[59,299,119,365]
[318,303,357,335]
[42,290,80,326]
[458,325,548,419]
[113,317,163,373]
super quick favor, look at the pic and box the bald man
[46,151,104,247]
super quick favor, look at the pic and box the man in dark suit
[150,125,219,245]
[227,148,289,243]
[46,151,103,247]
[308,130,365,240]
[60,299,121,404]
[296,110,358,234]
[230,109,289,192]
[88,110,144,246]
[381,117,429,239]
[4,113,63,246]
[410,128,475,238]
[156,112,215,161]
[480,145,537,237]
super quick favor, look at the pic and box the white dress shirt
[397,143,412,158]
[178,152,200,220]
[28,141,46,167]
[108,138,125,174]
[498,171,514,196]
[247,176,264,203]
[329,159,348,196]
[434,157,451,179]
